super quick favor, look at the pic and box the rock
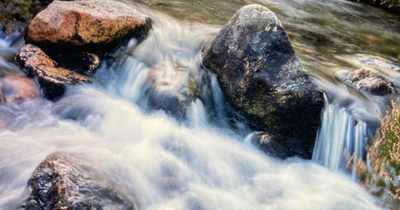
[26,0,152,54]
[0,0,52,34]
[344,69,396,96]
[147,61,202,119]
[251,132,309,159]
[24,152,137,210]
[201,4,323,157]
[16,44,91,99]
[0,75,40,103]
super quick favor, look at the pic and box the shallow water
[1,0,400,209]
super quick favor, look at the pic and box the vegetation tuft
[351,102,400,208]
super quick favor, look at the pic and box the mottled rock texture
[16,44,91,99]
[25,152,137,210]
[345,69,396,96]
[26,0,152,54]
[202,4,324,158]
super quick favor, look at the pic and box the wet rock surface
[345,69,396,96]
[201,4,323,158]
[25,152,137,210]
[26,0,152,54]
[252,132,309,159]
[16,44,91,99]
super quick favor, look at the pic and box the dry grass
[351,101,400,208]
[383,0,400,8]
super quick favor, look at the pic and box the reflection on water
[135,0,400,77]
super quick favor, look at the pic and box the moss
[18,0,33,12]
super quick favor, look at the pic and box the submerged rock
[0,75,40,103]
[16,44,91,99]
[147,61,202,119]
[344,69,396,96]
[252,132,309,159]
[26,0,152,54]
[201,4,323,158]
[25,152,136,210]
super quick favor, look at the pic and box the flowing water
[1,0,400,209]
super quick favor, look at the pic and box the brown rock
[0,75,40,103]
[16,44,91,99]
[26,0,152,54]
[345,69,396,96]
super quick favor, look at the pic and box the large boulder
[16,44,91,99]
[25,152,137,210]
[26,0,152,54]
[201,4,324,158]
[344,69,397,96]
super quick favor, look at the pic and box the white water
[0,7,384,210]
[312,97,368,180]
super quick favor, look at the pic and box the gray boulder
[201,4,324,158]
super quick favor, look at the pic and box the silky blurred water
[1,0,400,209]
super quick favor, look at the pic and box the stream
[1,0,400,209]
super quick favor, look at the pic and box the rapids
[1,0,400,209]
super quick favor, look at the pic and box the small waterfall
[117,57,150,104]
[188,99,208,127]
[0,4,388,210]
[313,99,368,179]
